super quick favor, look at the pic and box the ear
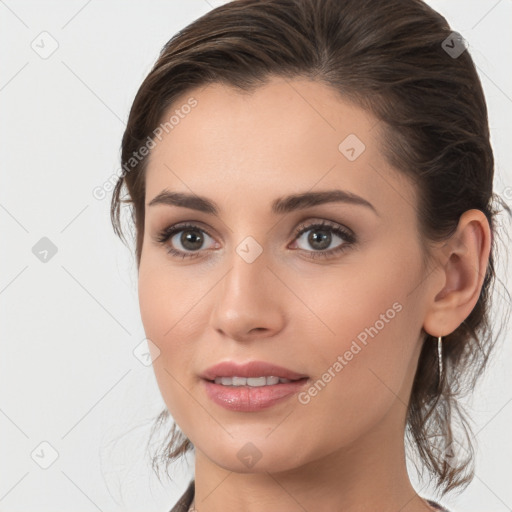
[423,209,492,337]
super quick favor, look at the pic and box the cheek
[138,254,199,342]
[138,262,190,372]
[297,250,422,399]
[138,265,171,345]
[293,293,412,445]
[138,263,198,422]
[298,260,409,353]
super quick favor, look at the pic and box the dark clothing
[169,479,195,512]
[169,480,451,512]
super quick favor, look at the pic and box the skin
[138,77,491,512]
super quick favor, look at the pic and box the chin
[197,435,309,474]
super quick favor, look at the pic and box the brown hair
[110,0,510,495]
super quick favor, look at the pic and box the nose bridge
[210,231,284,339]
[221,234,271,306]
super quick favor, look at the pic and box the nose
[209,244,285,342]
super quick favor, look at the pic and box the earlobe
[423,209,492,337]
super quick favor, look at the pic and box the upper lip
[200,361,309,381]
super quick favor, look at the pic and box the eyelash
[155,220,356,260]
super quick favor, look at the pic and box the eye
[155,222,217,260]
[291,220,356,259]
[154,220,356,260]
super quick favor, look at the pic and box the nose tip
[210,265,285,342]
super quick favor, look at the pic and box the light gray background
[1,1,511,511]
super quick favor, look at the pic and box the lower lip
[202,378,309,412]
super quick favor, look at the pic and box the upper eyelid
[160,218,349,234]
[295,219,352,234]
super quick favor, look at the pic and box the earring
[437,335,443,391]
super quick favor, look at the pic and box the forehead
[144,77,417,221]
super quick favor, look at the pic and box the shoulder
[425,498,452,512]
[168,479,195,512]
[168,484,451,512]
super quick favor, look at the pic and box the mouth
[200,360,309,383]
[204,376,309,387]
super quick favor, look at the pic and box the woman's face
[138,77,438,473]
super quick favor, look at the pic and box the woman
[110,0,506,510]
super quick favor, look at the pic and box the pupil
[182,230,203,250]
[309,230,330,250]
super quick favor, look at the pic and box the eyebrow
[147,189,378,216]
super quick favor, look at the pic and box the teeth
[213,376,293,386]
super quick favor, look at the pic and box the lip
[201,378,310,412]
[199,360,310,412]
[200,360,309,381]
